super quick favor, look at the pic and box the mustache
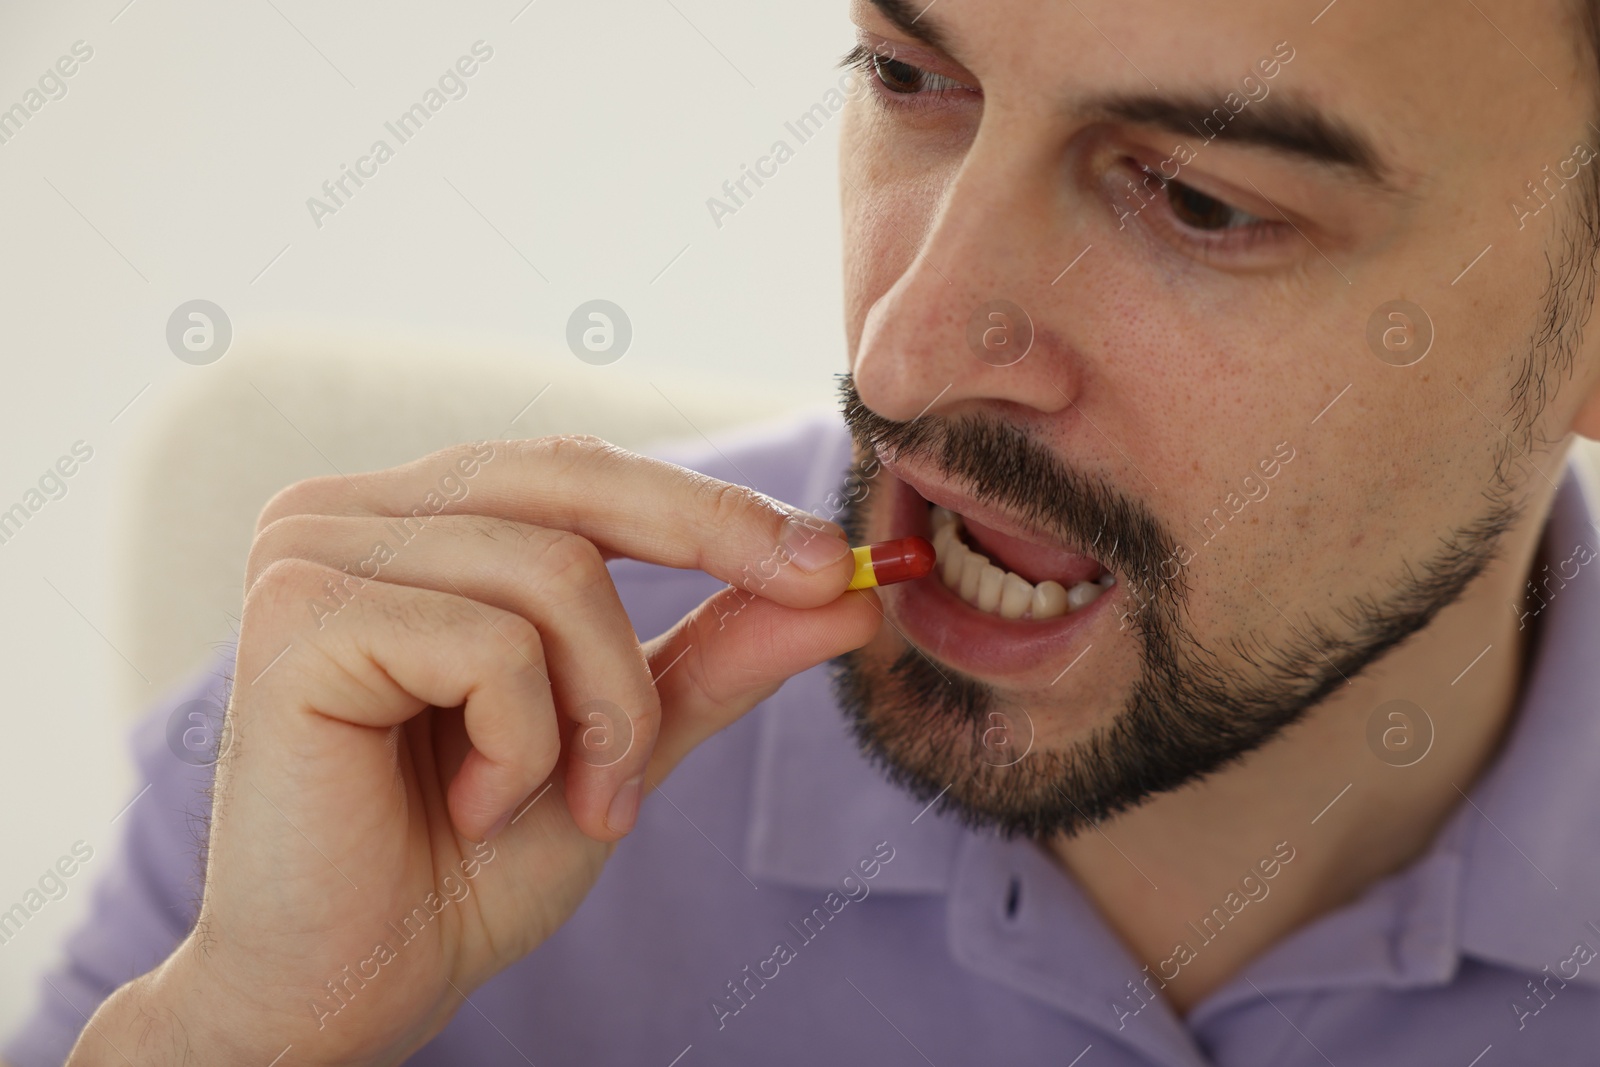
[836,373,1185,604]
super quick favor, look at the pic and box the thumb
[641,585,883,782]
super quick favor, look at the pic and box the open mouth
[872,457,1116,677]
[930,505,1116,620]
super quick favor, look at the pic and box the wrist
[65,942,335,1067]
[66,934,459,1067]
[62,969,210,1067]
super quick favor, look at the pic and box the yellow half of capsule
[846,544,879,591]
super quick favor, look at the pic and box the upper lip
[873,447,1104,565]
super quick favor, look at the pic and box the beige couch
[108,340,808,714]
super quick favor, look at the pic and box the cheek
[1068,263,1264,512]
[839,106,969,366]
[840,188,930,368]
[1056,263,1342,639]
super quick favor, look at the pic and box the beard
[829,374,1524,841]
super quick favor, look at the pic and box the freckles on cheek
[1093,288,1239,431]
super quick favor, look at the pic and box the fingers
[239,558,562,843]
[247,514,660,840]
[253,436,855,608]
[641,586,884,784]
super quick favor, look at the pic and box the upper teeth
[930,506,1113,621]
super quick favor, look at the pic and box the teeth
[929,507,1111,621]
[931,521,959,559]
[939,536,965,585]
[976,564,1005,612]
[958,552,984,602]
[1066,582,1102,610]
[1031,580,1069,618]
[940,539,965,586]
[999,572,1033,619]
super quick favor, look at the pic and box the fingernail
[780,518,851,574]
[606,775,645,835]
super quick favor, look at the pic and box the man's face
[831,0,1600,835]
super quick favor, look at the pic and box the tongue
[959,514,1104,587]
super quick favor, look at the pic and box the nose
[849,117,1091,424]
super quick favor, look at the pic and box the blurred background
[0,0,855,1036]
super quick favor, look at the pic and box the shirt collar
[1452,448,1600,984]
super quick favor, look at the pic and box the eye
[1169,182,1254,230]
[839,44,971,105]
[1160,174,1266,232]
[1116,162,1289,256]
[871,54,963,95]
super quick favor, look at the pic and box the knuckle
[702,478,781,536]
[246,514,313,584]
[676,621,739,717]
[527,433,624,473]
[243,557,331,628]
[254,475,341,534]
[447,438,493,464]
[631,688,664,748]
[530,531,608,602]
[415,440,493,479]
[489,611,548,677]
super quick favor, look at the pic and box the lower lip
[881,472,1116,678]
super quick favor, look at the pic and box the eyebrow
[867,0,953,53]
[865,0,1398,190]
[1092,92,1395,187]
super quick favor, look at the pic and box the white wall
[0,0,855,1039]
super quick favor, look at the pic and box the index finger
[255,435,857,608]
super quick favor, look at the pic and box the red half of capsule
[848,536,937,590]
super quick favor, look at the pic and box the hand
[67,435,879,1067]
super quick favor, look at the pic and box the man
[10,0,1600,1062]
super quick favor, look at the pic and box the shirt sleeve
[1,660,228,1067]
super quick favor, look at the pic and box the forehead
[856,0,1592,176]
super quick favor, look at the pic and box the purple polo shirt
[8,411,1600,1065]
